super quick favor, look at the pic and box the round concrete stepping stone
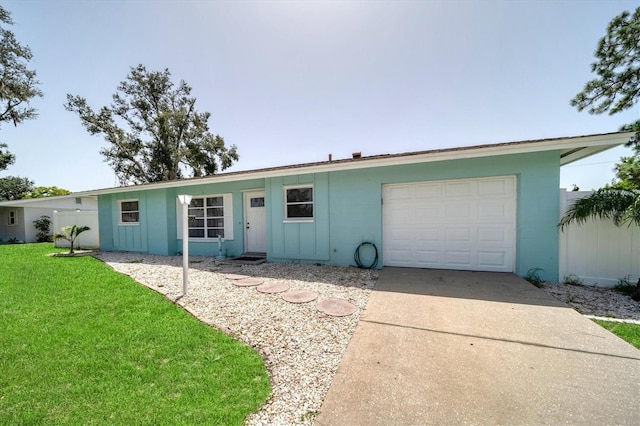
[225,273,250,280]
[282,290,318,304]
[257,282,290,294]
[234,277,263,287]
[317,298,358,317]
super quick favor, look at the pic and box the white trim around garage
[382,176,517,272]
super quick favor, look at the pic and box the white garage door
[383,176,516,272]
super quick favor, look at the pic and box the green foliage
[570,7,640,139]
[32,215,52,242]
[23,185,71,198]
[0,175,33,200]
[563,274,584,286]
[0,5,43,171]
[564,7,640,299]
[0,244,270,424]
[607,144,640,189]
[0,142,14,170]
[594,320,640,349]
[559,188,640,229]
[613,276,638,297]
[65,64,239,185]
[301,411,320,422]
[563,8,640,304]
[524,267,545,288]
[52,224,91,254]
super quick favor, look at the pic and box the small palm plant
[53,225,91,255]
[559,188,640,300]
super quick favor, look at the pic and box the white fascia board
[76,132,633,197]
[0,194,96,208]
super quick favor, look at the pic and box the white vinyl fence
[52,210,100,249]
[559,189,639,287]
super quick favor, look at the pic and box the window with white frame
[285,186,313,220]
[188,196,225,238]
[119,200,139,224]
[8,210,16,226]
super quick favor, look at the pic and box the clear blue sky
[1,0,638,192]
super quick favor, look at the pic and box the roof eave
[75,131,633,197]
[560,144,620,166]
[0,194,97,207]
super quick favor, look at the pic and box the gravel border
[538,281,639,322]
[94,252,377,425]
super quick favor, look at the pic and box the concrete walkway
[316,268,640,425]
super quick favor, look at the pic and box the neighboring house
[78,132,631,282]
[0,195,97,243]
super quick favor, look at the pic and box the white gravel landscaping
[94,252,377,425]
[539,281,640,323]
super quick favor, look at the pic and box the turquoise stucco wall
[266,173,330,261]
[145,189,172,255]
[97,196,113,251]
[264,150,559,280]
[98,191,170,254]
[100,179,266,257]
[98,191,149,253]
[169,178,265,256]
[99,150,561,281]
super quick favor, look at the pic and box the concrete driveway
[316,268,640,425]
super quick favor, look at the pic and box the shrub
[53,225,90,254]
[33,215,52,242]
[524,267,545,288]
[613,276,637,297]
[563,274,584,286]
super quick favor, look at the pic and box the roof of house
[75,131,633,196]
[0,194,96,208]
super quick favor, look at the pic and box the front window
[119,200,139,224]
[285,187,313,219]
[188,196,225,238]
[8,210,16,226]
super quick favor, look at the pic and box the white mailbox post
[177,194,193,296]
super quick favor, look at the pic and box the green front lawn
[595,320,640,349]
[0,244,270,425]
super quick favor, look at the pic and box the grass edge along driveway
[0,244,270,425]
[594,320,640,349]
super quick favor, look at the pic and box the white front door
[244,190,267,253]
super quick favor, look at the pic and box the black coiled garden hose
[354,242,379,269]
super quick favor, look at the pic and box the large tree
[570,6,640,138]
[609,144,640,190]
[0,175,33,201]
[561,6,640,301]
[23,185,71,199]
[65,65,238,185]
[0,5,43,170]
[0,142,14,170]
